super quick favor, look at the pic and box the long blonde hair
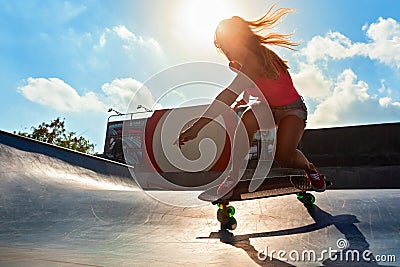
[215,4,298,79]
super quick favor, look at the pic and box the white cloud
[306,69,400,128]
[361,17,400,68]
[378,79,387,94]
[292,62,332,101]
[98,32,107,47]
[18,77,161,113]
[300,31,360,63]
[299,17,400,68]
[96,25,161,53]
[378,97,400,109]
[18,78,105,112]
[100,78,160,112]
[308,69,365,126]
[113,25,137,42]
[89,25,162,53]
[379,97,392,107]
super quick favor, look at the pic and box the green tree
[15,118,95,154]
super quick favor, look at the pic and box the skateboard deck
[199,175,331,203]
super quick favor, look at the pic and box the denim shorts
[270,97,308,126]
[249,97,308,128]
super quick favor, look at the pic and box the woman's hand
[177,123,201,147]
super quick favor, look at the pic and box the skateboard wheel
[227,206,235,217]
[217,209,229,224]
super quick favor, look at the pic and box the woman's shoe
[305,170,326,192]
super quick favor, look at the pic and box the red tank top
[245,61,300,106]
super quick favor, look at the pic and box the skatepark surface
[0,131,399,266]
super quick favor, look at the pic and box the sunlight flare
[178,0,235,45]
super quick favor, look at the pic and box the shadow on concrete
[199,204,394,266]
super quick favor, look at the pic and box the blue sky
[1,0,399,152]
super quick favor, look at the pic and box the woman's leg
[217,109,261,196]
[229,109,260,179]
[275,115,326,191]
[274,115,315,172]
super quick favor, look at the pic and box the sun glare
[178,0,234,46]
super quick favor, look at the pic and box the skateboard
[198,174,332,230]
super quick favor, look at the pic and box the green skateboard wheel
[227,206,235,217]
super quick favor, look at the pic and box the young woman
[178,5,326,196]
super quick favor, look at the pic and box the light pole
[137,105,152,112]
[107,108,123,115]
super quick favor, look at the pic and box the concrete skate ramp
[1,132,399,266]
